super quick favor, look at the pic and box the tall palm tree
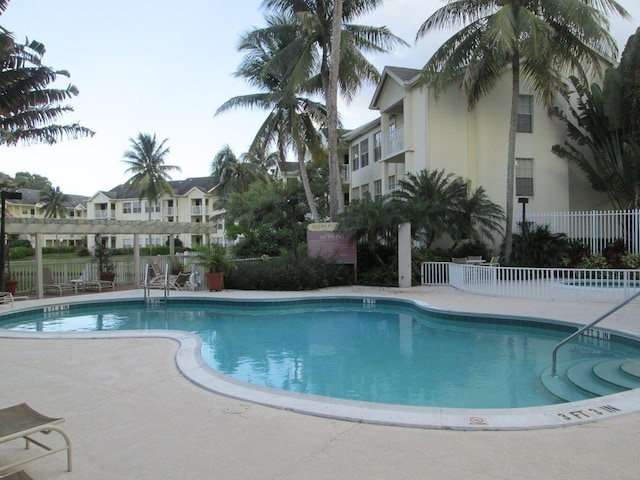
[260,0,407,220]
[217,14,326,221]
[0,1,93,146]
[122,133,181,247]
[39,185,69,218]
[416,0,628,262]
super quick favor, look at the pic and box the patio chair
[145,263,168,289]
[167,271,192,291]
[42,268,77,296]
[487,256,500,266]
[74,266,115,292]
[0,403,72,473]
[0,292,14,307]
[0,471,34,480]
[451,257,467,264]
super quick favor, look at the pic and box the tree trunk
[504,56,520,263]
[327,0,344,221]
[297,143,320,222]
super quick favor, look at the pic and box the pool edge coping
[2,294,639,431]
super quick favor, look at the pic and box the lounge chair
[145,263,168,289]
[0,292,14,307]
[42,268,77,296]
[167,271,192,291]
[0,403,72,473]
[0,471,34,480]
[73,266,115,292]
[487,256,500,266]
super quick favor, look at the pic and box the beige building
[4,188,89,247]
[86,177,225,249]
[343,66,605,221]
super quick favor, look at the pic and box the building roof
[369,66,422,110]
[9,188,89,209]
[97,176,216,200]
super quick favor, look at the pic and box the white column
[35,233,44,299]
[398,222,412,288]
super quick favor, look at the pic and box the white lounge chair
[0,403,72,473]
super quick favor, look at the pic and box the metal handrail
[143,263,169,302]
[551,289,640,376]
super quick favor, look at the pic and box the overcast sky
[1,0,639,196]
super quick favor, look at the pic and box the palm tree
[0,1,93,146]
[122,133,181,247]
[39,185,69,218]
[338,191,399,245]
[210,145,268,198]
[449,183,505,249]
[416,0,628,262]
[217,14,326,221]
[260,0,408,220]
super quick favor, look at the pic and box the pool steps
[541,358,640,402]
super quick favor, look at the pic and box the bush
[509,224,570,267]
[621,253,640,269]
[225,254,352,290]
[563,240,590,267]
[450,239,490,261]
[603,238,627,268]
[576,254,610,270]
[76,247,92,257]
[8,245,35,260]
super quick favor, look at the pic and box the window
[388,175,396,191]
[351,186,360,200]
[373,131,382,162]
[517,95,533,133]
[374,180,382,199]
[359,139,369,168]
[351,144,359,171]
[361,184,369,197]
[516,158,534,196]
[123,202,132,214]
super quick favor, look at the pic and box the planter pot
[205,272,224,292]
[3,279,18,294]
[100,273,116,282]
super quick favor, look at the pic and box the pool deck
[1,286,639,479]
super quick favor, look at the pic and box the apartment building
[343,66,606,220]
[4,188,89,247]
[86,177,225,249]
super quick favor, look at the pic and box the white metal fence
[528,209,640,255]
[421,262,640,302]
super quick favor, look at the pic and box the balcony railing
[340,165,351,184]
[164,207,175,216]
[191,206,208,216]
[384,125,405,158]
[94,210,110,219]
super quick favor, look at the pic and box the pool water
[3,298,639,409]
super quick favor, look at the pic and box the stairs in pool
[541,358,640,402]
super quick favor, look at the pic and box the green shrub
[8,246,35,260]
[225,254,352,290]
[509,224,569,267]
[603,239,627,268]
[450,239,490,260]
[621,253,640,269]
[563,240,590,267]
[576,254,610,270]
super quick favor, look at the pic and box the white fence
[9,253,201,294]
[528,209,640,255]
[421,262,640,302]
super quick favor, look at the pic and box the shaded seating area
[0,403,72,474]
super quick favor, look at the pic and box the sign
[307,223,357,264]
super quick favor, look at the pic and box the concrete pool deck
[1,286,639,479]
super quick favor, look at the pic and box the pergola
[4,217,219,298]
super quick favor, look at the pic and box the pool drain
[224,405,251,415]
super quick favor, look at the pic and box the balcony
[164,207,175,216]
[94,210,110,219]
[384,124,405,158]
[191,206,208,216]
[341,165,351,184]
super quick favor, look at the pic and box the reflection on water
[3,301,639,408]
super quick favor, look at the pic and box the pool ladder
[551,289,640,377]
[143,263,169,305]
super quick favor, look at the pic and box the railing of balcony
[384,125,404,158]
[164,207,175,216]
[94,210,109,219]
[341,165,351,184]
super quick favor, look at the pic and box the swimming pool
[2,296,640,422]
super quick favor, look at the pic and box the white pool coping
[2,289,639,431]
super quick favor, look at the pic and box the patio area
[1,286,639,479]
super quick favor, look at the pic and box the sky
[1,0,639,196]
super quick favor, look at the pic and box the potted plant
[195,244,231,291]
[94,236,116,282]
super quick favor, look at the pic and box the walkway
[1,286,639,479]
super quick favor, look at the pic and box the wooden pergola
[4,218,219,298]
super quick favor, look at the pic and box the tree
[391,169,503,248]
[12,171,51,190]
[338,192,399,245]
[416,0,628,262]
[210,145,268,198]
[39,185,69,218]
[122,133,181,246]
[217,14,326,221]
[553,29,640,209]
[260,0,407,220]
[0,1,93,146]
